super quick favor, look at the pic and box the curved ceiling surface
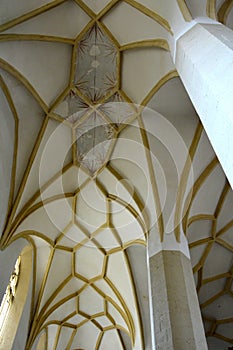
[0,1,233,349]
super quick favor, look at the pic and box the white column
[149,249,208,350]
[148,227,208,349]
[174,19,233,188]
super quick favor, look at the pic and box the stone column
[149,250,207,350]
[149,248,208,349]
[174,19,233,188]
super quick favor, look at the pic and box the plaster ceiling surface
[0,1,233,349]
[186,0,233,29]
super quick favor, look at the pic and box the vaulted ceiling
[0,1,233,349]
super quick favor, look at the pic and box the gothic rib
[0,74,18,232]
[218,0,233,23]
[206,0,217,19]
[0,0,67,33]
[176,0,193,21]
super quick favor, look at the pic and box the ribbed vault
[0,1,233,349]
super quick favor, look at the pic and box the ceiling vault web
[0,0,233,348]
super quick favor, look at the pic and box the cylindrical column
[149,249,208,349]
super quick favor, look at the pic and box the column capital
[148,226,190,258]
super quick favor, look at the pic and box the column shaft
[149,250,208,350]
[175,21,233,187]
